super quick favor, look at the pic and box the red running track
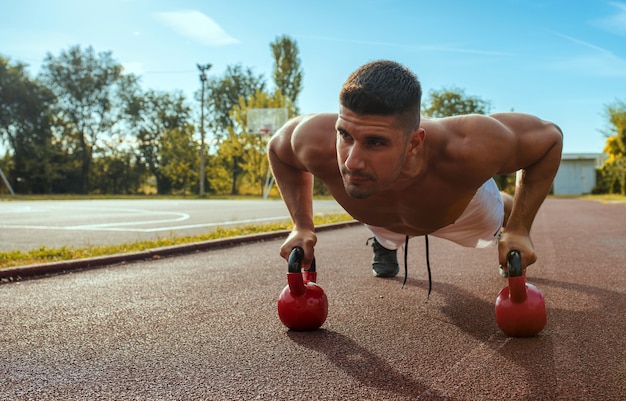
[1,198,625,400]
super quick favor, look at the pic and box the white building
[553,153,605,195]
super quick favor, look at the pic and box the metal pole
[0,167,15,196]
[197,64,212,196]
[199,74,206,196]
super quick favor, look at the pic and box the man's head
[339,60,422,134]
[336,61,425,199]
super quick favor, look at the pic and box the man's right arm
[267,116,317,266]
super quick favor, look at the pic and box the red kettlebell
[495,251,547,337]
[277,247,328,331]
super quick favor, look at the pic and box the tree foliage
[422,87,491,117]
[270,35,303,114]
[160,126,199,194]
[38,45,126,193]
[228,89,292,195]
[121,81,192,194]
[0,57,58,193]
[91,150,146,194]
[597,100,626,194]
[205,64,265,143]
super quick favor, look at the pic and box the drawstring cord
[425,235,432,300]
[401,234,432,301]
[402,235,409,288]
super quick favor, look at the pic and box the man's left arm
[491,113,564,269]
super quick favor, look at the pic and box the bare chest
[324,179,476,236]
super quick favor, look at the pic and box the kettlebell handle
[288,247,316,273]
[507,251,523,277]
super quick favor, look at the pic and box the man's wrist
[293,224,315,233]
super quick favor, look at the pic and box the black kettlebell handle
[288,247,316,273]
[507,251,523,278]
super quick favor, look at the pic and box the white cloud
[545,51,626,77]
[548,31,626,77]
[593,2,626,36]
[550,31,614,56]
[154,10,239,46]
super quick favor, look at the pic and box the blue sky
[1,0,625,154]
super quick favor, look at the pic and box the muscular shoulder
[425,114,517,184]
[429,112,561,180]
[291,113,337,149]
[434,113,515,138]
[269,113,338,173]
[428,114,513,154]
[290,113,338,173]
[488,112,560,134]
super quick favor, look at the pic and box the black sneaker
[366,237,399,277]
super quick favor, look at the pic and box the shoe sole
[372,269,399,278]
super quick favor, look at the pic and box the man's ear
[407,128,425,156]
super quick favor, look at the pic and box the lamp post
[197,63,212,196]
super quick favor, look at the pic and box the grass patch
[579,194,626,203]
[0,213,354,270]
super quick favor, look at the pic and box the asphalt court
[0,199,345,252]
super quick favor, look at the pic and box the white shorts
[366,178,504,249]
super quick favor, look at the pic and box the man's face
[335,107,408,199]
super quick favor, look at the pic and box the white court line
[0,206,189,231]
[0,216,291,233]
[65,212,190,229]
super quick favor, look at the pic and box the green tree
[422,87,491,117]
[205,153,231,195]
[121,81,192,194]
[0,57,58,193]
[160,126,199,194]
[229,89,291,195]
[38,45,125,193]
[270,35,303,115]
[91,150,146,194]
[202,64,266,194]
[47,115,84,193]
[0,150,12,195]
[597,100,626,194]
[205,64,266,143]
[214,123,244,195]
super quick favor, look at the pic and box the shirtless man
[268,60,563,277]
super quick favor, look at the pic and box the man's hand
[279,229,317,270]
[498,229,537,273]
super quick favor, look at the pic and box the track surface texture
[1,198,625,400]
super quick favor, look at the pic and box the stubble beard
[345,186,374,199]
[341,167,377,199]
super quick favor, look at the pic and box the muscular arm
[268,116,315,230]
[267,115,317,265]
[491,113,563,268]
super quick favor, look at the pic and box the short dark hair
[339,60,422,133]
